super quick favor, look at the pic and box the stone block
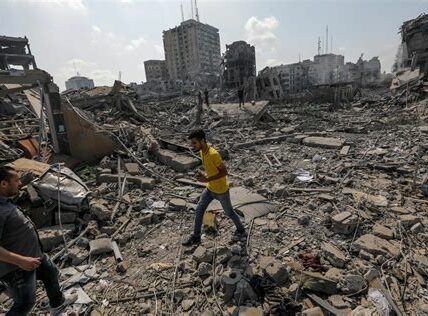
[398,214,420,228]
[193,246,214,263]
[373,224,394,240]
[39,224,75,252]
[302,136,345,149]
[90,203,111,221]
[354,234,399,257]
[157,149,199,172]
[264,260,289,285]
[322,242,347,268]
[68,247,89,265]
[331,211,358,235]
[89,238,113,256]
[54,212,77,225]
[169,198,187,211]
[124,163,140,175]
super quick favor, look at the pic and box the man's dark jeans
[1,254,63,315]
[194,188,245,237]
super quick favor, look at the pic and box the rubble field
[1,77,428,316]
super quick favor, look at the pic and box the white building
[65,76,95,90]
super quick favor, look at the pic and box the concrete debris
[322,242,347,268]
[1,14,428,314]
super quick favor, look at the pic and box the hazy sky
[1,0,426,90]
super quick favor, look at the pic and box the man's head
[0,166,21,198]
[189,129,207,152]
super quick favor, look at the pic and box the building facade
[257,53,381,99]
[223,41,256,88]
[163,19,221,82]
[144,60,168,82]
[65,76,94,90]
[309,54,345,85]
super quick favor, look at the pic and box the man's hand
[195,171,208,183]
[17,256,41,271]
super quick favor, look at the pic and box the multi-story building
[309,53,345,85]
[144,60,168,82]
[65,75,94,90]
[257,53,381,99]
[344,56,381,85]
[163,19,221,82]
[223,41,256,88]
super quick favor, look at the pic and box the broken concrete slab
[97,173,155,189]
[157,148,199,172]
[302,136,345,149]
[89,238,113,256]
[124,162,140,175]
[38,224,75,252]
[322,242,347,268]
[169,198,187,211]
[372,224,394,240]
[208,186,277,223]
[331,211,358,235]
[354,234,400,257]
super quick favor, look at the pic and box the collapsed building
[0,12,428,316]
[257,53,382,102]
[400,13,428,75]
[223,41,256,89]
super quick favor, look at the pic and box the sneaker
[232,229,247,241]
[50,293,78,316]
[182,234,201,246]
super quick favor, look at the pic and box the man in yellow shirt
[182,130,246,246]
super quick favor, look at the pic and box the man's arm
[197,163,228,183]
[0,247,41,271]
[206,164,228,182]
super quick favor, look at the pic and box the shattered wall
[401,13,428,74]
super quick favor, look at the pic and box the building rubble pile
[0,75,427,316]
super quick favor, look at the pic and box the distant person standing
[195,91,203,125]
[238,87,244,109]
[204,88,210,108]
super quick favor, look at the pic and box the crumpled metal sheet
[32,164,90,212]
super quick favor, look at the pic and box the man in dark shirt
[238,88,244,109]
[0,166,75,315]
[204,88,210,108]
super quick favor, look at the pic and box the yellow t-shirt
[201,146,229,194]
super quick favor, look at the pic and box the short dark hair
[0,166,15,182]
[188,129,206,141]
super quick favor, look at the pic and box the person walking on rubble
[238,87,245,109]
[204,88,210,108]
[0,166,76,315]
[195,90,203,125]
[182,130,246,246]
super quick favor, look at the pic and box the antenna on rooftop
[118,71,122,81]
[195,0,200,22]
[331,35,333,53]
[326,25,329,54]
[317,37,321,55]
[180,3,184,22]
[73,61,79,76]
[190,0,194,19]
